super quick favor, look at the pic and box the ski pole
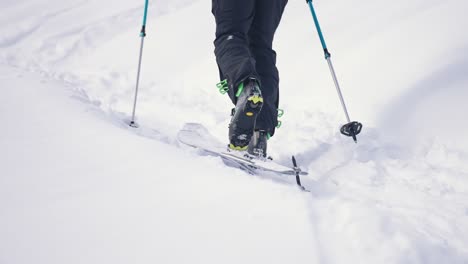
[130,0,150,128]
[305,0,362,142]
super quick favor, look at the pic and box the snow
[1,0,468,263]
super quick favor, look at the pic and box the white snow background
[1,0,468,263]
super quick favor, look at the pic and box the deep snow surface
[1,0,468,263]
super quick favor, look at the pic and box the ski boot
[247,130,269,158]
[228,78,263,151]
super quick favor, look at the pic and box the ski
[177,123,309,191]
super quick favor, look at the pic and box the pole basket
[340,121,362,143]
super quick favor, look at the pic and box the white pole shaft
[130,36,145,125]
[326,57,351,123]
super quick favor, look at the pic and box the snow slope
[0,65,315,263]
[1,0,468,263]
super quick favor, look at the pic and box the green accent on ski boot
[216,79,229,94]
[267,133,272,140]
[276,108,284,129]
[277,109,284,118]
[235,82,244,97]
[229,144,248,151]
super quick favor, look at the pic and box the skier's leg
[248,0,288,137]
[212,0,258,104]
[213,0,264,150]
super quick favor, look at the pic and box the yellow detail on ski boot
[248,95,263,104]
[229,144,248,151]
[246,112,254,117]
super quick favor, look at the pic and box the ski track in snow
[1,0,468,263]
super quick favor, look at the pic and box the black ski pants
[212,0,288,136]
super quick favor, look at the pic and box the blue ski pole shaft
[306,0,362,142]
[130,0,150,128]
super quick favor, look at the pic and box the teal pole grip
[142,0,149,26]
[306,0,331,59]
[140,0,149,37]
